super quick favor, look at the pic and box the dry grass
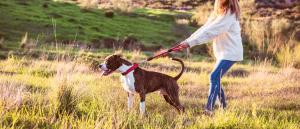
[192,1,300,63]
[191,1,214,26]
[111,0,134,13]
[0,50,299,128]
[241,18,300,60]
[239,0,257,11]
[276,44,300,68]
[79,0,98,9]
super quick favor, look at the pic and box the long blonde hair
[212,0,241,21]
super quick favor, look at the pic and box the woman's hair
[212,0,241,21]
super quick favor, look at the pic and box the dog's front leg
[139,93,145,115]
[128,93,134,111]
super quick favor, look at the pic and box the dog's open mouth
[101,69,114,77]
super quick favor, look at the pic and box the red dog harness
[122,63,139,76]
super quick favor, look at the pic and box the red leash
[139,44,183,64]
[122,44,183,75]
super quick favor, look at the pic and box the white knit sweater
[186,10,243,61]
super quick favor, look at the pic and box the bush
[105,10,114,18]
[282,9,292,16]
[56,80,77,117]
[20,32,27,49]
[252,13,263,18]
[80,0,98,9]
[74,57,99,71]
[171,19,191,38]
[274,13,283,19]
[111,0,134,13]
[293,6,300,10]
[192,1,214,26]
[239,0,257,11]
[42,3,48,8]
[0,38,3,49]
[294,14,300,20]
[276,44,300,68]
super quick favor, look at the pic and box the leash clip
[138,60,147,64]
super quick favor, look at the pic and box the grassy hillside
[0,0,193,46]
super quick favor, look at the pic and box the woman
[179,0,243,116]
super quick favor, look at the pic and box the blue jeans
[205,60,236,111]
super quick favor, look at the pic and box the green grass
[0,0,194,46]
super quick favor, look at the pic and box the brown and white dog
[99,54,185,114]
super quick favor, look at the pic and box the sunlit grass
[0,49,299,128]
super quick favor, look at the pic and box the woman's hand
[179,41,190,50]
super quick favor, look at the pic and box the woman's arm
[186,10,236,48]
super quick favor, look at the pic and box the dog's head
[99,54,132,77]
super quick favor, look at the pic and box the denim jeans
[205,60,236,111]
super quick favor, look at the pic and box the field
[0,49,299,128]
[0,0,300,128]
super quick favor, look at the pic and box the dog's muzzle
[99,64,113,77]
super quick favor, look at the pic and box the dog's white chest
[121,72,138,94]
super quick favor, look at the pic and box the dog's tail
[171,58,184,81]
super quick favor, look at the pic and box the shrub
[0,38,3,49]
[42,3,48,8]
[240,19,296,60]
[276,44,300,68]
[105,10,114,18]
[121,36,139,50]
[294,14,300,20]
[274,13,281,18]
[111,0,134,13]
[56,80,77,117]
[252,13,263,18]
[206,42,216,61]
[293,6,300,10]
[142,2,148,8]
[171,19,191,38]
[239,0,257,11]
[267,12,272,16]
[20,32,27,49]
[79,0,98,9]
[282,9,292,16]
[192,1,214,26]
[102,37,117,48]
[74,57,100,71]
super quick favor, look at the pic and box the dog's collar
[122,63,138,76]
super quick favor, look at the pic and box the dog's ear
[113,54,121,60]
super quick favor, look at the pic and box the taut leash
[138,44,183,64]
